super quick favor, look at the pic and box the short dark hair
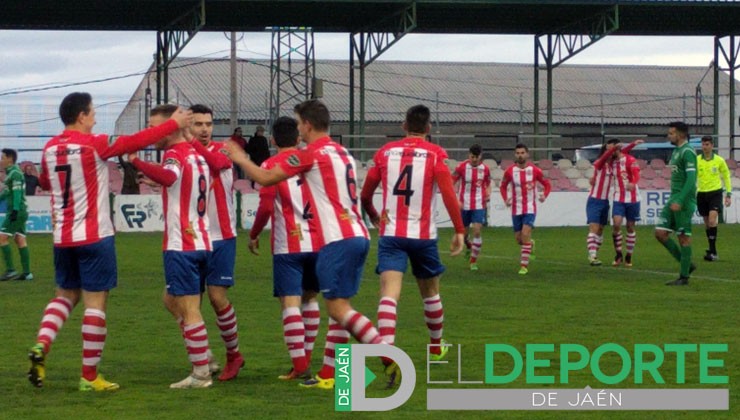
[189,104,212,115]
[701,135,714,144]
[1,148,17,163]
[606,138,620,145]
[59,92,93,125]
[469,144,482,156]
[272,117,299,148]
[669,121,689,137]
[150,104,178,119]
[405,104,431,134]
[515,143,529,152]
[294,99,330,131]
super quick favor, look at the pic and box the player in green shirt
[0,148,33,281]
[654,123,696,286]
[696,136,732,261]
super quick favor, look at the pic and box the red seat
[536,159,554,170]
[649,159,666,169]
[500,160,515,171]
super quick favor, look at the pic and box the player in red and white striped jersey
[452,144,491,270]
[585,139,641,265]
[249,116,325,381]
[28,92,191,392]
[130,104,214,389]
[187,105,244,381]
[610,140,643,267]
[499,144,551,275]
[228,100,387,390]
[361,104,465,369]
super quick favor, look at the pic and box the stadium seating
[564,168,581,179]
[575,178,592,191]
[636,159,648,169]
[109,178,123,195]
[726,158,737,170]
[536,159,554,170]
[483,159,498,169]
[446,159,458,172]
[650,178,669,189]
[649,159,666,169]
[732,177,740,190]
[556,159,573,169]
[641,167,657,179]
[637,177,650,190]
[574,159,592,170]
[734,167,740,178]
[548,167,565,179]
[581,167,594,179]
[500,159,514,170]
[490,168,505,181]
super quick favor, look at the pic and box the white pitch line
[442,252,740,284]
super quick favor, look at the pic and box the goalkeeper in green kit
[654,123,696,286]
[1,148,33,281]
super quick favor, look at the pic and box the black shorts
[697,190,723,217]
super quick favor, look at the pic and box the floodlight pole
[714,35,740,160]
[269,27,315,133]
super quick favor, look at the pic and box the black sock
[707,227,718,254]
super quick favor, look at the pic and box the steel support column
[533,5,619,141]
[349,2,417,145]
[714,35,740,159]
[155,0,205,105]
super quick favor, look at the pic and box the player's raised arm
[224,140,290,186]
[102,108,192,159]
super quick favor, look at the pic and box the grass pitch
[0,225,738,419]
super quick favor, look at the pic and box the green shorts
[0,211,28,237]
[656,204,695,236]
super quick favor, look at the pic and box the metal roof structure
[115,58,735,132]
[3,1,740,35]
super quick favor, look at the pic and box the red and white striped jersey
[454,160,491,210]
[205,142,236,241]
[278,136,369,245]
[612,154,641,203]
[500,163,551,216]
[590,152,615,200]
[260,153,323,254]
[369,137,450,240]
[161,143,211,251]
[39,121,179,247]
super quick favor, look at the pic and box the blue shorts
[204,238,236,288]
[612,201,641,222]
[273,252,320,297]
[376,236,445,279]
[316,237,370,299]
[54,236,117,292]
[586,197,610,226]
[512,214,536,232]
[462,209,487,227]
[164,250,210,296]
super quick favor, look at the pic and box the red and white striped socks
[377,297,398,345]
[470,237,482,263]
[613,232,624,255]
[216,304,239,358]
[423,295,444,355]
[341,310,383,345]
[36,296,73,353]
[282,307,308,373]
[626,231,637,256]
[183,322,211,376]
[317,318,350,380]
[301,300,320,363]
[81,308,107,381]
[587,232,599,258]
[520,243,533,267]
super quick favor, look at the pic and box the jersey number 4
[392,165,415,206]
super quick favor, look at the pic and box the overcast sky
[0,30,722,138]
[0,30,719,97]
